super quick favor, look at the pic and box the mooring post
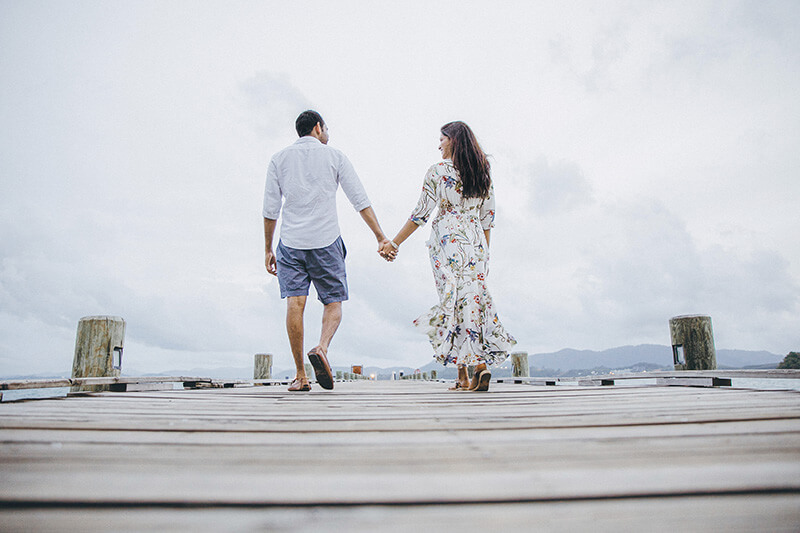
[70,316,126,392]
[511,352,530,377]
[254,353,273,380]
[669,315,717,370]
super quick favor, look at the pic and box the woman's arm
[393,219,420,247]
[379,219,420,259]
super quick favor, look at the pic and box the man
[263,110,390,391]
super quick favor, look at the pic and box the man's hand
[264,218,278,275]
[265,250,277,276]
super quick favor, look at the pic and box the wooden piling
[670,315,717,370]
[70,316,125,392]
[253,354,273,380]
[511,352,530,377]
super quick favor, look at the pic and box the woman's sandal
[474,370,491,392]
[468,364,489,391]
[448,381,470,391]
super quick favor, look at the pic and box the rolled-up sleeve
[479,184,496,230]
[409,165,438,226]
[338,154,371,212]
[263,159,282,219]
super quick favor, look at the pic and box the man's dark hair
[295,110,325,137]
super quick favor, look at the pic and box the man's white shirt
[263,136,371,249]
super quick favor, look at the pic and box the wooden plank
[2,458,798,504]
[656,377,716,387]
[0,376,214,391]
[3,417,800,446]
[496,377,558,385]
[252,379,292,386]
[0,379,72,391]
[1,495,798,532]
[581,369,800,381]
[3,404,798,432]
[107,382,175,392]
[3,432,798,471]
[655,377,734,387]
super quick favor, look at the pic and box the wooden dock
[1,379,799,531]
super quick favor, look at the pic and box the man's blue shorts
[276,237,348,304]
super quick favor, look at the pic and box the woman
[382,121,516,391]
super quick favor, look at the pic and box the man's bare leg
[310,301,342,356]
[286,296,308,381]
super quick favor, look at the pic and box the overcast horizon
[2,1,799,377]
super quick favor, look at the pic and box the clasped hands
[378,239,398,262]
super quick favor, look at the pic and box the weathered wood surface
[1,496,798,532]
[510,351,530,377]
[70,316,126,392]
[253,353,273,379]
[0,376,299,393]
[1,376,211,391]
[670,315,717,370]
[576,369,800,386]
[496,369,800,386]
[1,381,798,531]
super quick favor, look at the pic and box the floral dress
[410,159,517,367]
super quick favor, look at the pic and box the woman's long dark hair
[441,121,491,199]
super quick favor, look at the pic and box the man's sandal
[308,348,334,390]
[288,378,311,392]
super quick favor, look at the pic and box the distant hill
[529,344,672,371]
[527,344,781,371]
[415,344,781,378]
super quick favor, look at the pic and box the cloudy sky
[1,1,798,376]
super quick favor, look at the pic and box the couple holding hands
[263,111,516,392]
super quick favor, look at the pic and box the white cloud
[529,156,594,215]
[238,72,312,140]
